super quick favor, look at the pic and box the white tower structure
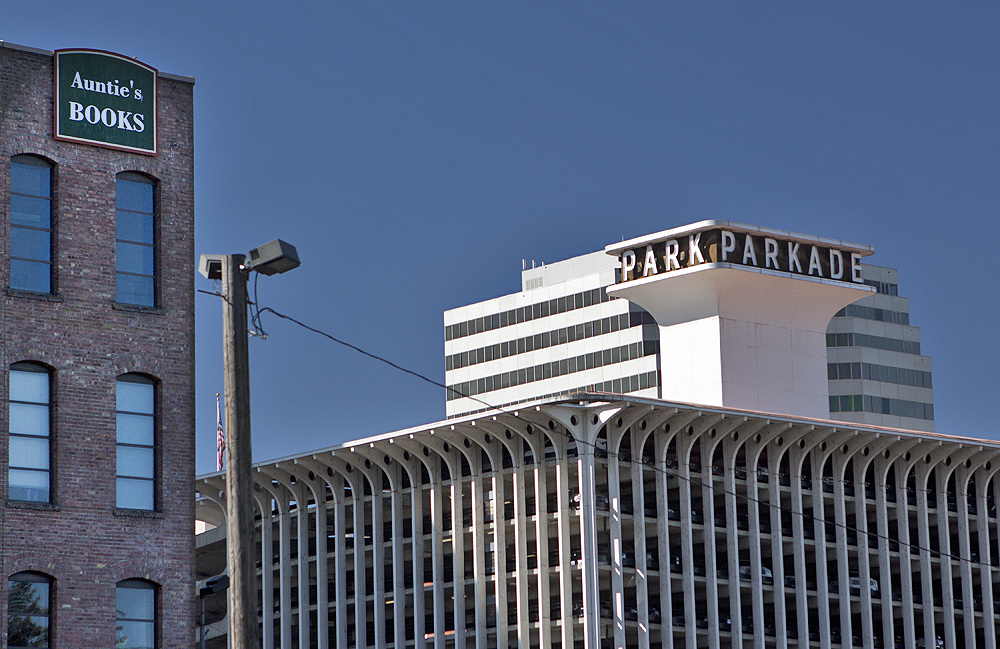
[605,221,875,420]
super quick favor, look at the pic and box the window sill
[114,508,164,519]
[6,500,60,512]
[5,288,63,302]
[113,302,164,315]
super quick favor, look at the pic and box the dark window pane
[9,436,49,470]
[11,228,51,262]
[116,210,154,244]
[116,177,155,213]
[11,160,51,197]
[117,447,154,478]
[115,620,155,649]
[116,274,155,307]
[9,260,50,293]
[10,195,51,228]
[117,477,154,510]
[8,469,49,502]
[116,413,156,446]
[116,242,154,276]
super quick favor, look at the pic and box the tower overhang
[606,221,875,419]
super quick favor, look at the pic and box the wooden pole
[222,253,259,648]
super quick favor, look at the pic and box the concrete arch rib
[407,431,473,648]
[390,435,458,649]
[253,469,296,649]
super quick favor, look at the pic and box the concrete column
[936,469,956,649]
[630,430,651,649]
[470,456,489,649]
[790,446,810,648]
[654,428,674,649]
[895,461,915,649]
[490,446,509,649]
[677,434,697,649]
[255,492,275,649]
[810,448,831,649]
[390,466,406,649]
[512,451,530,647]
[429,461,446,649]
[295,482,311,649]
[915,465,935,649]
[831,456,851,649]
[978,470,997,649]
[334,481,348,649]
[556,441,575,649]
[767,441,786,649]
[410,464,426,645]
[371,476,386,648]
[873,456,895,649]
[723,435,743,645]
[532,440,552,649]
[450,452,467,647]
[604,431,624,649]
[579,449,601,649]
[351,478,366,649]
[850,458,873,649]
[955,467,976,649]
[314,494,329,649]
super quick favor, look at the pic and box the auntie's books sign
[55,49,157,155]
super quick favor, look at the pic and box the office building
[827,265,934,432]
[1,42,195,647]
[196,223,991,649]
[445,233,933,429]
[444,252,660,419]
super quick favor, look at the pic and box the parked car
[738,564,773,584]
[848,575,879,596]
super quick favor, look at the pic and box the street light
[199,239,299,649]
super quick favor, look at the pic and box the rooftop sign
[54,49,157,155]
[608,222,873,285]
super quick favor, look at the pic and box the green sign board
[54,49,157,155]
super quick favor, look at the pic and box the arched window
[10,155,53,293]
[8,362,52,503]
[116,374,156,510]
[115,172,155,306]
[116,579,156,648]
[7,571,52,648]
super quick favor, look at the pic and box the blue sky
[6,3,999,473]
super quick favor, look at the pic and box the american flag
[216,393,226,472]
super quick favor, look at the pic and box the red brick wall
[0,44,195,648]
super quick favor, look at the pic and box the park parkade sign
[617,227,868,285]
[54,49,157,155]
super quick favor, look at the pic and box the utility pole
[199,240,299,649]
[221,253,258,649]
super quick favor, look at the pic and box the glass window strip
[447,311,638,369]
[825,332,921,356]
[447,286,616,341]
[830,394,934,421]
[447,341,657,400]
[447,370,658,416]
[827,362,932,388]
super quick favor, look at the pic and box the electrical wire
[201,289,1000,575]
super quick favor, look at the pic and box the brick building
[1,42,195,647]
